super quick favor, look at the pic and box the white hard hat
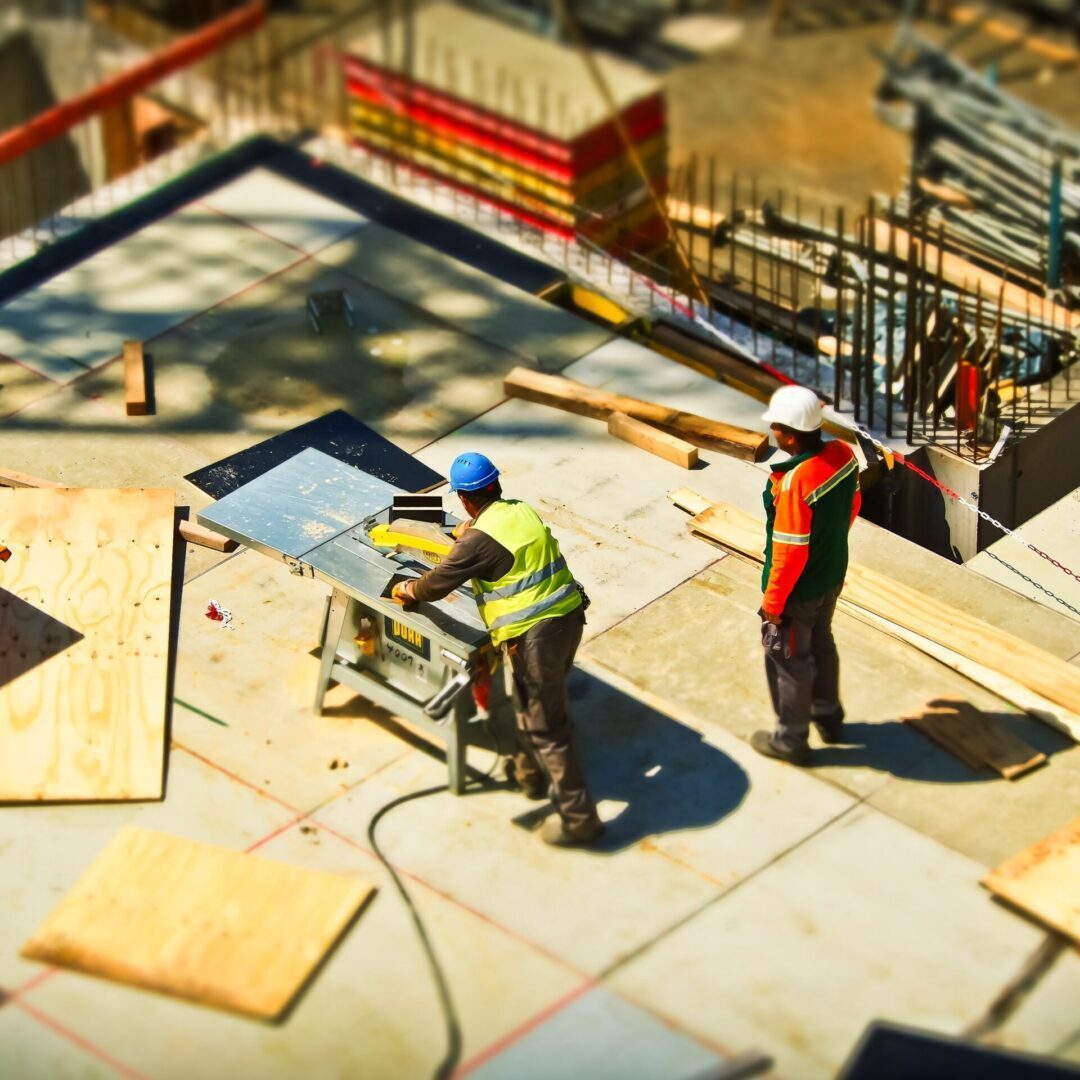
[762,385,823,432]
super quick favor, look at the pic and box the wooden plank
[21,825,376,1019]
[123,339,149,417]
[983,817,1080,946]
[607,412,698,468]
[504,366,768,462]
[0,468,63,488]
[179,518,239,553]
[675,491,1080,734]
[902,698,1047,779]
[0,488,174,801]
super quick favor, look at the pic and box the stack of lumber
[344,3,668,253]
[879,35,1080,287]
[669,488,1080,741]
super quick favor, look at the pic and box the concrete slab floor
[582,555,1080,867]
[608,805,1071,1080]
[14,824,586,1080]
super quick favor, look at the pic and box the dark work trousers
[762,585,844,752]
[507,605,599,830]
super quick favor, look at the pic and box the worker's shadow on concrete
[806,714,1070,781]
[562,669,750,853]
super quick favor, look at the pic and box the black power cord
[367,783,462,1080]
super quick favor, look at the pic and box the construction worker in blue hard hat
[392,452,604,847]
[752,386,862,766]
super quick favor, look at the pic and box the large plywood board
[0,487,174,801]
[983,818,1080,945]
[21,825,376,1019]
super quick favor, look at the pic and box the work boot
[750,730,810,767]
[504,757,548,801]
[812,705,846,745]
[540,816,606,848]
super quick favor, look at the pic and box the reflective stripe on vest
[470,500,581,645]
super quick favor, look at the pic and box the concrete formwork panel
[15,825,583,1080]
[201,168,369,255]
[609,805,1063,1079]
[0,205,303,383]
[0,1005,118,1080]
[172,550,417,811]
[467,986,725,1080]
[313,746,722,977]
[0,748,295,991]
[313,224,613,372]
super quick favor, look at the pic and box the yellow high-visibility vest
[470,500,581,645]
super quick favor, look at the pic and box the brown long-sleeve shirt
[410,505,513,603]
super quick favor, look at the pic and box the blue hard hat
[448,452,500,492]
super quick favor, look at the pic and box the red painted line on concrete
[7,967,59,1003]
[15,998,148,1080]
[453,980,594,1077]
[172,739,301,816]
[196,199,313,259]
[0,348,73,387]
[244,815,304,854]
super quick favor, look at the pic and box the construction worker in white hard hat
[392,453,604,847]
[750,385,862,766]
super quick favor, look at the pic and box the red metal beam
[0,1,266,168]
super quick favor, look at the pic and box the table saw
[198,447,514,792]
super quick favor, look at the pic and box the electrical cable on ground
[367,783,462,1080]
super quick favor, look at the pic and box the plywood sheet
[983,817,1080,945]
[21,825,376,1018]
[0,487,174,801]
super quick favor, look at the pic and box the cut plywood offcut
[21,825,376,1019]
[671,488,1080,740]
[0,487,174,801]
[902,698,1046,779]
[983,817,1080,945]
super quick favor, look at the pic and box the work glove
[391,581,419,612]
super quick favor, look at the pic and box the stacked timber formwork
[343,3,668,254]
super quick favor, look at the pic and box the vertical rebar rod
[865,198,876,429]
[834,206,845,407]
[904,232,919,445]
[792,193,802,384]
[851,217,863,422]
[973,282,984,463]
[885,200,897,438]
[707,157,716,316]
[751,177,759,354]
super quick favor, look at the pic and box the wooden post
[123,340,150,417]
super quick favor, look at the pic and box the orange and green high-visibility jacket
[761,439,861,613]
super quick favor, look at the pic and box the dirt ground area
[661,9,1080,218]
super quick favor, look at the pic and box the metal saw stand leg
[314,588,351,714]
[445,694,472,796]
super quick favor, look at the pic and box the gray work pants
[507,606,600,830]
[761,585,843,752]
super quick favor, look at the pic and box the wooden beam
[179,519,238,553]
[123,340,149,417]
[902,698,1046,779]
[670,490,1080,735]
[504,367,768,462]
[607,412,698,468]
[0,468,63,488]
[983,817,1080,946]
